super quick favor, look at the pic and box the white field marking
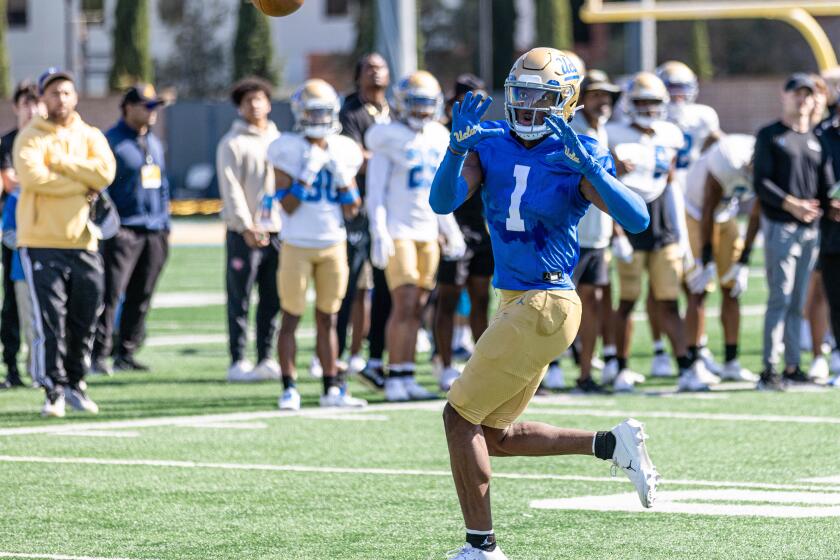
[50,430,140,438]
[151,292,224,308]
[305,414,390,422]
[144,327,315,348]
[529,395,617,407]
[1,455,840,494]
[0,553,151,560]
[802,475,840,483]
[530,489,840,518]
[658,392,731,399]
[632,303,765,321]
[524,407,840,424]
[182,422,268,430]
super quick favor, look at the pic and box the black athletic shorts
[573,247,610,287]
[438,242,494,286]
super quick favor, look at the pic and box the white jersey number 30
[506,164,530,232]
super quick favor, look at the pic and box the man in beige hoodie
[13,68,116,417]
[216,77,282,382]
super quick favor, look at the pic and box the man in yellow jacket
[13,68,116,417]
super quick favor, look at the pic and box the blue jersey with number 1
[472,120,615,291]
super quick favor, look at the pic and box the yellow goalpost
[580,0,840,72]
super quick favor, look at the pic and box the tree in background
[536,0,573,51]
[108,0,153,91]
[0,0,9,98]
[691,20,713,80]
[492,0,517,90]
[353,0,376,60]
[233,0,278,84]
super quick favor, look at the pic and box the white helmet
[290,79,341,139]
[504,47,583,140]
[624,72,669,128]
[393,70,443,131]
[656,60,699,103]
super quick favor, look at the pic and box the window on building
[7,0,27,28]
[81,0,105,25]
[325,0,349,17]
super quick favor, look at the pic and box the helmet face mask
[624,72,669,128]
[504,47,583,141]
[394,71,443,131]
[291,79,341,139]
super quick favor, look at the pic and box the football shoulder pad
[267,133,308,179]
[364,122,415,156]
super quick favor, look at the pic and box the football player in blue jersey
[430,47,660,559]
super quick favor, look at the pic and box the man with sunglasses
[92,84,171,375]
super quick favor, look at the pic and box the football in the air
[253,0,304,17]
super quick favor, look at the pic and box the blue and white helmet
[290,79,341,139]
[393,70,443,131]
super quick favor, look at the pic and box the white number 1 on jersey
[506,164,529,232]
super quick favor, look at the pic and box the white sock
[653,339,666,353]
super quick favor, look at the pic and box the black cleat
[575,376,607,394]
[782,367,815,385]
[357,365,386,390]
[90,357,113,376]
[757,368,785,391]
[113,355,150,372]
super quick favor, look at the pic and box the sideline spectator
[14,68,116,416]
[0,80,42,389]
[754,74,834,388]
[91,84,171,374]
[217,77,282,382]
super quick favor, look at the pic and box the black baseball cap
[122,83,165,108]
[453,74,487,99]
[38,67,74,95]
[784,73,816,93]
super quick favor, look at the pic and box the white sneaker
[309,356,323,378]
[319,386,367,408]
[601,358,619,385]
[227,360,255,382]
[650,353,674,377]
[278,387,301,411]
[41,391,66,418]
[698,347,723,376]
[439,366,461,391]
[251,359,281,381]
[614,368,644,392]
[677,366,711,392]
[446,543,508,559]
[830,350,840,374]
[810,356,830,380]
[720,359,759,382]
[65,386,99,414]
[693,359,721,385]
[541,363,565,390]
[347,354,367,375]
[384,377,409,402]
[610,418,660,508]
[416,328,433,354]
[590,356,605,370]
[402,376,437,400]
[828,374,840,387]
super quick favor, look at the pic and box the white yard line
[0,454,838,494]
[802,475,840,483]
[0,553,151,560]
[50,430,140,438]
[524,407,840,424]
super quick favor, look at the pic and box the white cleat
[319,386,367,408]
[698,347,724,376]
[601,359,619,385]
[251,359,281,381]
[720,359,759,382]
[677,366,711,392]
[384,377,410,402]
[693,359,721,386]
[347,354,367,375]
[613,369,645,392]
[810,356,830,380]
[439,366,461,392]
[65,386,99,414]
[308,356,323,379]
[446,544,508,559]
[41,391,66,418]
[650,353,675,377]
[828,374,840,387]
[541,363,565,390]
[610,418,660,508]
[416,328,433,354]
[591,356,605,370]
[226,359,255,382]
[402,376,438,400]
[278,387,301,411]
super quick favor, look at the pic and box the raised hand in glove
[449,91,505,154]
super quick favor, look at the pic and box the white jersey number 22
[506,164,529,232]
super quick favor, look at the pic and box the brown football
[253,0,304,17]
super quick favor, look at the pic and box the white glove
[371,232,395,270]
[611,235,634,263]
[299,144,331,185]
[721,263,749,298]
[327,158,356,189]
[686,260,716,295]
[437,214,467,261]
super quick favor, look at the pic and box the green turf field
[0,224,839,560]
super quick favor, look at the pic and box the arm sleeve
[216,141,254,233]
[430,149,469,214]
[365,151,391,237]
[753,130,787,209]
[13,134,89,197]
[51,128,117,190]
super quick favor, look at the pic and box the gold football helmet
[504,47,583,140]
[624,71,669,127]
[655,60,698,103]
[290,79,341,138]
[393,70,443,131]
